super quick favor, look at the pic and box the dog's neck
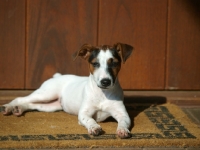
[88,74,123,100]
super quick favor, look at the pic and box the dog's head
[73,43,133,89]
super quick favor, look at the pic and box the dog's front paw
[117,127,131,139]
[88,124,102,136]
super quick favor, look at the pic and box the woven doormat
[0,103,200,148]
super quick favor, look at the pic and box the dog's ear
[73,44,93,60]
[114,43,134,63]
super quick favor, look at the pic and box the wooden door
[166,0,200,90]
[0,0,25,89]
[98,0,168,89]
[0,0,200,90]
[26,0,98,89]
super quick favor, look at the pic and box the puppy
[2,43,133,138]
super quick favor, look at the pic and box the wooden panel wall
[0,0,25,89]
[26,0,97,89]
[99,0,168,89]
[0,0,200,90]
[166,0,200,90]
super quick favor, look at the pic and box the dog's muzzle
[100,78,111,88]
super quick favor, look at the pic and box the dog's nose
[101,78,111,87]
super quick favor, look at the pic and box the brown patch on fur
[89,58,98,75]
[107,58,121,82]
[97,45,114,51]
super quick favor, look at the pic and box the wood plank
[0,0,25,89]
[99,0,168,89]
[26,0,98,89]
[166,0,200,90]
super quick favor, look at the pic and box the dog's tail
[53,73,62,78]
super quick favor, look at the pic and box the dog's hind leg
[3,100,63,116]
[28,99,62,112]
[2,78,63,116]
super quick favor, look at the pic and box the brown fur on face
[88,48,122,86]
[89,57,99,75]
[89,56,121,81]
[107,57,121,82]
[73,43,133,86]
[73,43,133,64]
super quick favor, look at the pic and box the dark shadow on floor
[103,96,167,132]
[124,95,167,130]
[101,96,167,130]
[125,96,167,130]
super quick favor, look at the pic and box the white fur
[93,50,114,88]
[3,49,131,138]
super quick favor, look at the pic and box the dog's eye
[109,62,119,68]
[92,62,100,68]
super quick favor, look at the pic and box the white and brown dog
[2,43,133,138]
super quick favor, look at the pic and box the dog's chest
[87,90,121,110]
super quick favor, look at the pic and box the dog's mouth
[98,85,109,89]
